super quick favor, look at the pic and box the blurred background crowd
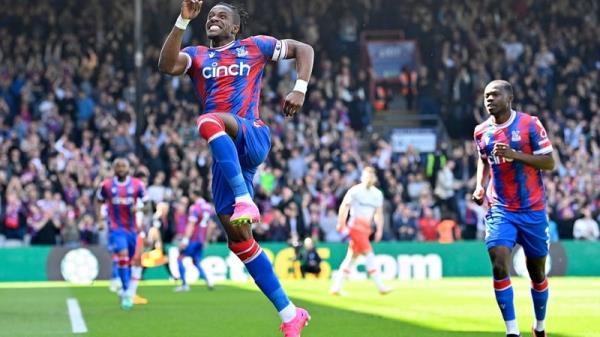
[0,0,598,247]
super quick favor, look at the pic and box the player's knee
[117,256,130,267]
[526,263,546,283]
[491,260,510,278]
[197,113,226,141]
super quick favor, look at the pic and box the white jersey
[345,184,384,233]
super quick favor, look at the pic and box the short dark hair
[488,80,513,97]
[112,157,129,167]
[499,81,513,97]
[215,2,248,36]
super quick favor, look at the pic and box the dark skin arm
[95,200,105,231]
[471,155,490,205]
[158,0,202,75]
[281,39,314,117]
[492,143,555,171]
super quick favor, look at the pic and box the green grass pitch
[0,278,598,337]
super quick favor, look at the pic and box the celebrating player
[158,1,313,335]
[472,80,554,337]
[175,190,215,291]
[330,167,392,296]
[96,158,148,310]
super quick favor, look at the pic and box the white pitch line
[66,298,88,334]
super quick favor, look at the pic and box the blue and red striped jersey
[187,198,213,243]
[182,35,286,120]
[97,176,147,231]
[474,110,553,211]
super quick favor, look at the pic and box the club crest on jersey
[511,130,521,142]
[208,51,216,58]
[236,46,248,57]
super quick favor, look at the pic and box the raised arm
[158,0,203,75]
[281,39,314,117]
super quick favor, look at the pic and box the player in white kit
[330,167,392,295]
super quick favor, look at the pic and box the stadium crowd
[0,0,598,247]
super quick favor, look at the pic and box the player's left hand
[283,91,305,118]
[492,142,516,159]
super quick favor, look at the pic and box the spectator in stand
[0,0,598,246]
[392,203,418,241]
[573,205,600,241]
[437,214,461,244]
[434,160,462,223]
[418,207,439,241]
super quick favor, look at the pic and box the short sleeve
[530,117,553,155]
[376,190,384,208]
[345,186,357,204]
[96,184,106,201]
[137,183,148,203]
[188,208,199,223]
[181,46,197,75]
[201,203,213,215]
[250,35,287,61]
[474,131,487,159]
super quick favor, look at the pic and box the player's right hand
[181,0,202,20]
[283,91,305,117]
[471,185,485,205]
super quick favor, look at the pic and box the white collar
[211,40,236,52]
[113,176,131,186]
[491,110,516,129]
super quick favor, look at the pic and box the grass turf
[0,278,598,337]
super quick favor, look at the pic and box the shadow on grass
[69,284,571,337]
[289,298,567,337]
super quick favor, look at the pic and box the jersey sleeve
[96,183,107,201]
[473,131,487,159]
[201,202,213,215]
[529,117,553,155]
[376,190,384,208]
[137,182,148,203]
[188,207,199,223]
[344,186,357,205]
[181,46,198,75]
[250,35,288,62]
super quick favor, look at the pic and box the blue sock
[178,259,187,286]
[194,259,208,282]
[531,278,549,321]
[494,277,516,321]
[209,136,248,198]
[111,260,119,279]
[245,251,290,311]
[118,265,130,292]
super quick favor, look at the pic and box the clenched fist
[181,0,202,20]
[283,91,305,118]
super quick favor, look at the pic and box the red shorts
[349,228,372,254]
